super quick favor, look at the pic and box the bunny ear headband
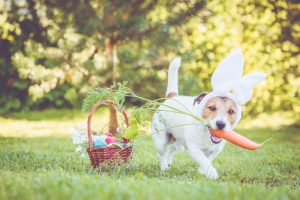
[198,49,267,128]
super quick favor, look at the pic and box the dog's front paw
[198,165,219,180]
[160,161,169,171]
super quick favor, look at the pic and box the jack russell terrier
[151,49,266,179]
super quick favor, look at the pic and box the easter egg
[93,136,107,148]
[105,136,117,144]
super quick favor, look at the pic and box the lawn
[0,109,299,200]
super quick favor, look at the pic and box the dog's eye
[208,106,216,111]
[228,109,235,115]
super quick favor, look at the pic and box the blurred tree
[173,0,299,116]
[0,0,50,112]
[0,0,299,121]
[1,0,206,111]
[236,0,300,114]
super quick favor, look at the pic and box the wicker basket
[86,100,132,168]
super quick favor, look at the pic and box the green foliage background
[0,0,299,120]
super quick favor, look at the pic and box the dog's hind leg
[151,113,169,171]
[167,142,185,166]
[152,130,169,171]
[167,144,177,166]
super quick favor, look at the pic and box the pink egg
[105,136,117,144]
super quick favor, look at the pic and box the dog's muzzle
[209,129,222,144]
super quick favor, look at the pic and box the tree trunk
[104,38,119,135]
[108,101,118,135]
[104,38,118,85]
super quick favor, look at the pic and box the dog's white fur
[151,58,231,179]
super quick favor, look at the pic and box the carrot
[209,129,261,150]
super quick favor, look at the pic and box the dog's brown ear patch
[193,92,208,105]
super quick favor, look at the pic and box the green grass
[0,109,300,199]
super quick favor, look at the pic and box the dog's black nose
[216,120,226,130]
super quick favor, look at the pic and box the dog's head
[194,93,238,131]
[198,49,266,126]
[202,96,237,132]
[195,49,266,143]
[195,93,239,144]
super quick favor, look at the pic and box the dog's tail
[166,57,181,98]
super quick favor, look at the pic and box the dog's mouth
[209,129,222,144]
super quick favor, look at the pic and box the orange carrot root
[209,129,261,150]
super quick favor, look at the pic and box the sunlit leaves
[1,0,299,118]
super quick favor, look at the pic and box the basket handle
[87,100,129,151]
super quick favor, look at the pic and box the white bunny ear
[211,49,244,94]
[241,72,266,85]
[234,72,266,104]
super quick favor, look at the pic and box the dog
[151,50,266,179]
